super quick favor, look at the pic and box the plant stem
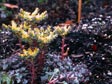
[31,59,35,84]
[19,39,24,49]
[61,36,69,60]
[61,36,65,60]
[37,50,45,74]
[78,0,82,23]
[25,59,36,84]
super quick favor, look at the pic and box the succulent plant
[54,24,71,36]
[0,54,29,84]
[3,7,72,59]
[2,7,73,84]
[3,8,48,44]
[19,8,48,23]
[34,26,58,45]
[41,53,91,84]
[0,72,13,84]
[19,47,39,58]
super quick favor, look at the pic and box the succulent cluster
[20,47,39,57]
[47,14,112,83]
[0,54,29,84]
[1,8,73,84]
[0,72,13,84]
[34,26,58,44]
[3,8,48,44]
[3,8,71,58]
[0,0,112,84]
[41,53,90,84]
[19,8,48,23]
[54,25,71,36]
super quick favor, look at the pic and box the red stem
[37,50,45,74]
[19,39,24,49]
[31,59,35,84]
[61,36,65,60]
[25,59,36,84]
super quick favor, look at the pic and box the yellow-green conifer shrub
[54,25,71,36]
[19,8,48,22]
[3,8,72,58]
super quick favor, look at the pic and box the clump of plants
[3,8,71,84]
[42,53,90,84]
[0,54,29,84]
[0,72,13,84]
[0,29,18,59]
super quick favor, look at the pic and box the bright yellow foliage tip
[54,25,71,36]
[20,47,39,57]
[34,26,58,44]
[19,8,48,22]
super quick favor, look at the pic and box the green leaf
[0,73,12,84]
[54,68,59,74]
